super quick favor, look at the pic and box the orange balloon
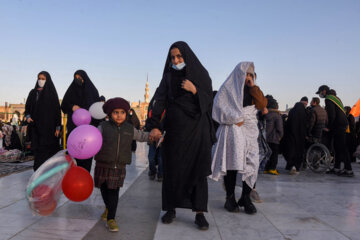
[62,166,94,202]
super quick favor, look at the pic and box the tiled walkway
[1,143,359,240]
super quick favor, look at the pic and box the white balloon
[89,102,107,119]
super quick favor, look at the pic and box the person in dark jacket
[282,97,308,174]
[61,70,100,172]
[317,85,353,176]
[94,97,152,232]
[25,71,61,170]
[147,41,216,230]
[307,97,328,141]
[128,109,141,152]
[264,95,283,175]
[146,96,164,181]
[345,106,356,162]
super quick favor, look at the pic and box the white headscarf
[212,62,255,124]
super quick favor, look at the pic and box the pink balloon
[72,109,91,126]
[67,125,103,159]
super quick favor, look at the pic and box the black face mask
[74,78,83,86]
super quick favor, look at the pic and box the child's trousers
[100,182,120,220]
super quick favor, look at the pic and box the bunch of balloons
[26,102,107,216]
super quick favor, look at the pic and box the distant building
[130,80,150,126]
[0,102,25,122]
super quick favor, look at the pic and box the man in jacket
[316,85,353,176]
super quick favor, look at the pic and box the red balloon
[32,184,54,209]
[62,166,94,202]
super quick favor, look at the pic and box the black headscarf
[155,41,213,114]
[61,70,100,133]
[62,70,100,111]
[25,71,61,129]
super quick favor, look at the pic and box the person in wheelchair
[307,97,328,143]
[305,98,329,170]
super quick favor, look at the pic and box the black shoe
[195,213,209,230]
[157,176,163,182]
[238,194,257,214]
[161,210,176,224]
[338,170,354,177]
[148,173,156,180]
[325,168,338,174]
[224,194,240,212]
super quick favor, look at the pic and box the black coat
[146,41,215,211]
[325,98,348,132]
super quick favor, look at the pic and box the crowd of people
[1,41,359,232]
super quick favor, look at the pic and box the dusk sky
[0,0,359,110]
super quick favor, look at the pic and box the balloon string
[26,162,69,197]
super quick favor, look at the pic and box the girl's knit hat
[103,97,130,115]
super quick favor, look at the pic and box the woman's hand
[149,128,162,142]
[236,121,244,127]
[72,105,80,112]
[55,129,60,137]
[181,79,197,95]
[261,107,268,115]
[27,117,34,123]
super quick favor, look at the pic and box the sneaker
[101,208,108,221]
[289,166,299,175]
[224,194,240,212]
[268,169,279,175]
[338,170,354,177]
[194,213,209,230]
[250,189,263,203]
[238,194,257,214]
[106,219,119,232]
[161,210,176,224]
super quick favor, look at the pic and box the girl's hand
[181,79,197,95]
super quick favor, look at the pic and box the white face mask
[172,62,186,70]
[38,80,46,88]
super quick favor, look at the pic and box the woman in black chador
[61,70,100,172]
[147,41,216,230]
[25,71,61,171]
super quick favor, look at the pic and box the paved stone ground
[0,143,359,240]
[0,161,33,177]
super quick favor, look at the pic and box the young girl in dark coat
[94,97,154,232]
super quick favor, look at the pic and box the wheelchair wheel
[306,143,331,173]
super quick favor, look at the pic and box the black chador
[61,70,100,172]
[282,102,307,171]
[146,41,216,213]
[25,71,61,171]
